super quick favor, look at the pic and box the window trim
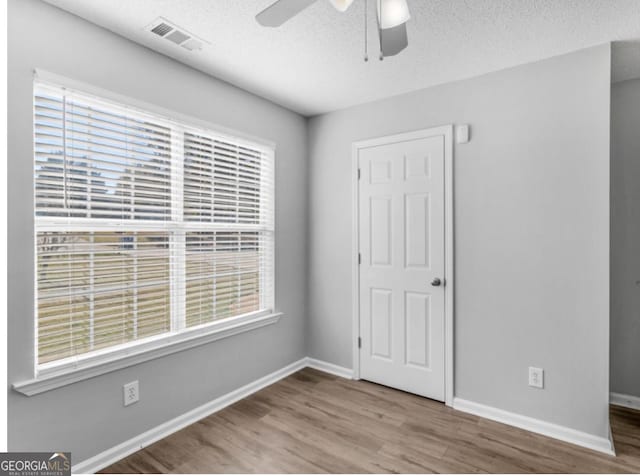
[18,70,279,394]
[14,310,283,396]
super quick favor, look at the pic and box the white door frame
[351,125,455,406]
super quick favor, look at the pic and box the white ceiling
[43,0,640,116]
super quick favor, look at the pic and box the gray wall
[8,0,308,461]
[307,45,612,438]
[611,78,640,399]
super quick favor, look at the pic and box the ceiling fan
[256,0,411,59]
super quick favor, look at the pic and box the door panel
[359,134,445,401]
[370,288,392,360]
[405,291,430,368]
[370,196,392,266]
[405,193,430,268]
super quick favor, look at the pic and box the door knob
[431,278,442,287]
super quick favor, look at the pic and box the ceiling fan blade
[380,22,408,57]
[256,0,319,27]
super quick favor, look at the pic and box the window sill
[13,311,283,396]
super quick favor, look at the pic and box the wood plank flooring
[102,368,640,473]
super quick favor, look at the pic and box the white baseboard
[453,397,615,456]
[72,358,352,474]
[610,392,640,411]
[305,357,354,379]
[73,358,308,474]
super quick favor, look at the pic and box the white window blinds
[34,81,275,368]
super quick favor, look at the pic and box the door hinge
[358,337,362,348]
[358,253,361,265]
[357,168,361,180]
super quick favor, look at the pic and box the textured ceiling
[42,0,640,116]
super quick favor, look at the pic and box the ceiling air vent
[151,22,173,37]
[145,17,207,52]
[166,30,191,45]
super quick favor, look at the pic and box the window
[34,81,275,371]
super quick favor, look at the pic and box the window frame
[14,70,280,396]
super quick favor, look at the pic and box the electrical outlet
[528,367,544,389]
[123,381,139,406]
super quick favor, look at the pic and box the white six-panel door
[358,133,446,400]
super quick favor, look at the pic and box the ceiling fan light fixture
[328,0,355,12]
[377,0,410,30]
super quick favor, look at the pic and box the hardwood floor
[102,368,640,473]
